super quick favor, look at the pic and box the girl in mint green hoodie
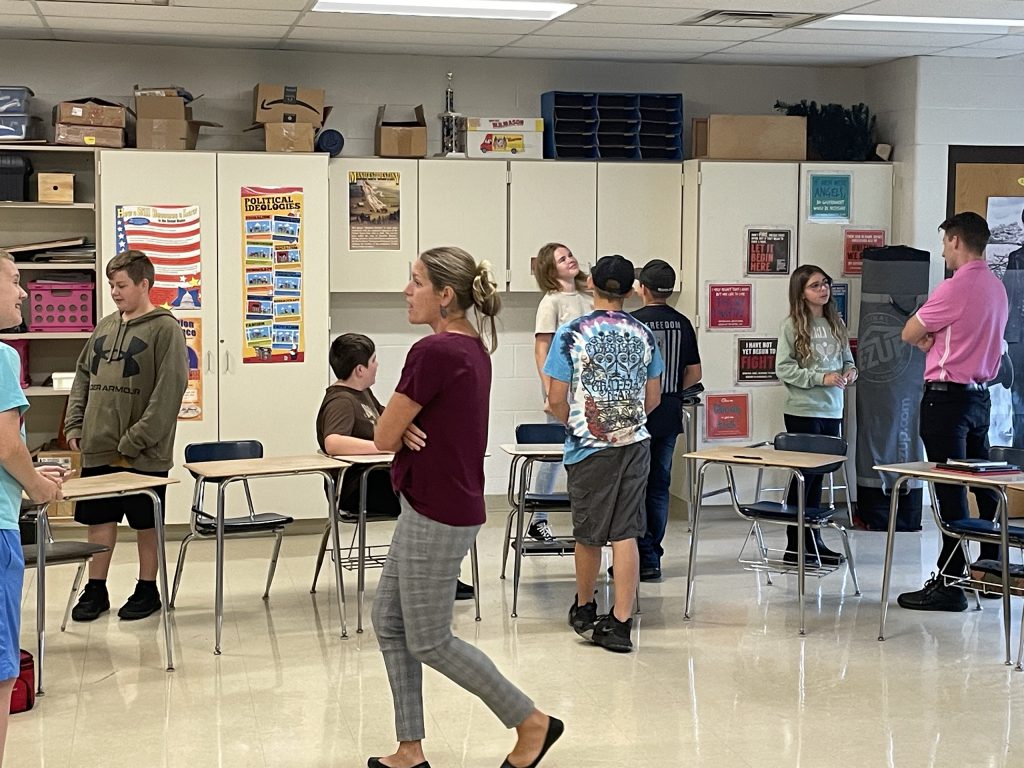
[775,264,857,565]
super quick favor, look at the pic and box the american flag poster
[114,204,202,310]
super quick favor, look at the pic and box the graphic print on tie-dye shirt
[544,310,664,465]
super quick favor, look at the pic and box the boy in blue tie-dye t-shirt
[544,255,663,653]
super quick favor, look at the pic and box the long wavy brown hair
[533,242,588,293]
[787,264,847,367]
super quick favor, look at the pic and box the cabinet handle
[224,350,231,373]
[206,351,214,373]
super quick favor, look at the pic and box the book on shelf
[2,237,87,255]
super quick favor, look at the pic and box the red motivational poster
[705,393,751,440]
[737,337,779,384]
[707,282,753,330]
[843,228,886,275]
[745,228,791,275]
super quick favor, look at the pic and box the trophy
[438,72,464,157]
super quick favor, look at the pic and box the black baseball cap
[637,259,676,294]
[591,254,635,296]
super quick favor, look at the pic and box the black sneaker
[455,579,475,601]
[568,595,598,638]
[897,573,967,612]
[782,550,821,566]
[639,566,662,582]
[118,582,162,621]
[528,520,556,542]
[591,613,633,653]
[71,582,110,622]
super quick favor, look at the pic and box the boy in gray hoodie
[66,250,188,622]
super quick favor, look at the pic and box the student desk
[684,445,853,635]
[181,454,347,654]
[875,461,1024,668]
[35,472,178,693]
[499,443,566,618]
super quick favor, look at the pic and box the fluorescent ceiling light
[312,0,576,21]
[818,14,1024,34]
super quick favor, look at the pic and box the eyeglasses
[807,279,832,291]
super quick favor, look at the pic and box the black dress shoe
[897,574,967,612]
[455,579,475,600]
[368,759,431,768]
[639,567,662,582]
[782,550,820,566]
[500,716,564,768]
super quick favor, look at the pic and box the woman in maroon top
[372,247,562,768]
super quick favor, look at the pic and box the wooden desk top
[327,453,394,465]
[874,461,1024,488]
[499,443,565,457]
[184,454,347,479]
[61,472,178,500]
[685,445,844,470]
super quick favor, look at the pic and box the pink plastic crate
[27,281,94,332]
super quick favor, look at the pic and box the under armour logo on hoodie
[91,334,149,378]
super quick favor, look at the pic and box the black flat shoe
[500,716,564,768]
[368,759,431,768]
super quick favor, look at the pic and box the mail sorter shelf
[542,91,684,160]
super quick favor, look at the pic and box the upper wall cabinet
[596,162,683,282]
[508,162,597,292]
[329,158,418,293]
[418,160,508,271]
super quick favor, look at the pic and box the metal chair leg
[751,522,773,586]
[310,522,331,593]
[500,508,515,579]
[169,534,195,609]
[836,525,861,596]
[61,562,88,632]
[471,541,481,622]
[263,530,284,600]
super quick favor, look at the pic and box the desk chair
[501,422,573,580]
[730,433,860,593]
[21,502,110,695]
[170,440,294,608]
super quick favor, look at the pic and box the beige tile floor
[9,508,1024,768]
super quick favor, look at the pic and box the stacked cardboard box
[53,98,127,148]
[134,86,220,150]
[252,83,326,152]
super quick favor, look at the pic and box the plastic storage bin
[27,281,95,332]
[0,114,41,141]
[0,86,33,114]
[0,153,31,201]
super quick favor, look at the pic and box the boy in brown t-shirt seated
[316,333,473,598]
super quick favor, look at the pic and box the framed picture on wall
[842,228,886,275]
[808,172,852,222]
[736,337,779,385]
[744,227,792,275]
[706,282,753,331]
[705,393,751,441]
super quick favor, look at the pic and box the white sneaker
[527,519,556,542]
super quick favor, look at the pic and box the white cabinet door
[597,162,683,282]
[418,159,508,272]
[216,153,330,518]
[98,150,219,524]
[508,162,596,292]
[329,158,418,293]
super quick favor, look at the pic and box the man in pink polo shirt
[898,212,1008,611]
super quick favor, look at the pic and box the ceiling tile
[491,46,705,62]
[928,46,1024,58]
[176,0,310,9]
[727,40,946,57]
[591,0,864,10]
[47,17,290,39]
[561,5,708,24]
[509,36,734,53]
[853,0,1024,19]
[37,1,299,25]
[295,12,546,34]
[696,51,894,66]
[964,34,1024,50]
[760,27,1002,46]
[0,1,36,15]
[48,28,282,48]
[0,15,45,29]
[282,39,501,56]
[535,21,773,41]
[288,27,522,46]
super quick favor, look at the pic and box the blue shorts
[0,529,24,681]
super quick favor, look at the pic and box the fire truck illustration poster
[241,186,305,364]
[177,318,203,421]
[349,171,400,251]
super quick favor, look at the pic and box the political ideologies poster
[241,187,305,363]
[177,318,203,420]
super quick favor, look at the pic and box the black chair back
[185,440,264,463]
[516,423,566,444]
[773,432,847,473]
[989,445,1024,467]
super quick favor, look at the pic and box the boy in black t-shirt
[631,260,702,581]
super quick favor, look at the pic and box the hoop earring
[440,304,448,319]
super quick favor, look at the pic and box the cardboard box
[136,118,219,150]
[37,172,74,204]
[53,98,127,128]
[135,95,190,121]
[375,105,427,158]
[263,122,315,153]
[697,114,807,161]
[253,83,325,126]
[462,117,543,159]
[54,123,124,148]
[32,450,81,518]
